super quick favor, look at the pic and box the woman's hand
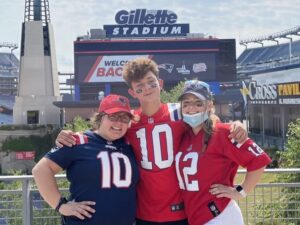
[209,184,243,201]
[59,200,96,220]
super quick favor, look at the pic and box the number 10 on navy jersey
[97,151,132,188]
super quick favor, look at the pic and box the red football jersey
[175,123,272,225]
[126,103,187,222]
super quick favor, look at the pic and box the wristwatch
[236,185,247,198]
[55,197,68,212]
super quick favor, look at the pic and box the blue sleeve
[44,146,76,170]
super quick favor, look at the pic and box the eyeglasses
[105,113,131,124]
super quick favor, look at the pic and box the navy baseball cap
[178,80,213,101]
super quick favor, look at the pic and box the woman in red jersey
[175,80,272,225]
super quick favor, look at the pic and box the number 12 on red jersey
[175,152,200,191]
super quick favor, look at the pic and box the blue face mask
[183,112,209,128]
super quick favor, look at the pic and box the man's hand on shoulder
[55,130,77,148]
[228,121,248,144]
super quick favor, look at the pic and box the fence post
[22,179,32,225]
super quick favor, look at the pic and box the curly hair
[90,112,105,130]
[122,58,159,88]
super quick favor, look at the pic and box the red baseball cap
[98,94,132,116]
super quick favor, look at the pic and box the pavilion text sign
[245,81,300,105]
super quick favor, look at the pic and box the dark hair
[122,58,159,88]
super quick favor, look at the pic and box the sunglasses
[105,113,131,124]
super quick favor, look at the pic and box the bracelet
[236,185,247,198]
[55,197,68,212]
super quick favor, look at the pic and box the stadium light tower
[24,0,50,24]
[13,0,62,125]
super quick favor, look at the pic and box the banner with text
[241,81,300,105]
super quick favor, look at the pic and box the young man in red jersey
[55,58,248,225]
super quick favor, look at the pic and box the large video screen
[74,39,236,84]
[75,53,217,83]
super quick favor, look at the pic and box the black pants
[136,219,189,225]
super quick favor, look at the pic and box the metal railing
[0,174,66,225]
[0,169,299,225]
[237,169,300,225]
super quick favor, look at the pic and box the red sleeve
[217,124,272,171]
[72,133,88,145]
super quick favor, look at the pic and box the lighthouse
[13,0,61,125]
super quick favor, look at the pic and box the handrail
[0,174,66,180]
[1,168,299,180]
[0,169,299,225]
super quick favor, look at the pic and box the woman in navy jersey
[32,94,139,225]
[175,80,271,225]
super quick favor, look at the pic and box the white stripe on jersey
[167,103,182,121]
[74,133,88,145]
[79,134,85,144]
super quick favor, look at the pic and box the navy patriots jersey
[46,130,139,225]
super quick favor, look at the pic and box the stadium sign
[84,55,150,82]
[104,9,190,38]
[277,82,300,104]
[242,81,300,105]
[79,53,216,83]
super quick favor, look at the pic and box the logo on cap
[98,94,131,115]
[118,96,128,105]
[179,80,212,101]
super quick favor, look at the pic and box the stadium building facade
[55,9,240,123]
[0,49,19,124]
[238,26,300,149]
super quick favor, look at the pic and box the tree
[251,118,300,224]
[275,118,300,222]
[161,81,185,103]
[63,116,91,132]
[278,118,300,171]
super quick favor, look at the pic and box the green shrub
[161,81,185,103]
[252,118,300,223]
[63,116,91,132]
[0,124,54,130]
[1,128,60,162]
[263,147,281,168]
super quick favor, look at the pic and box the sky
[1,0,300,72]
